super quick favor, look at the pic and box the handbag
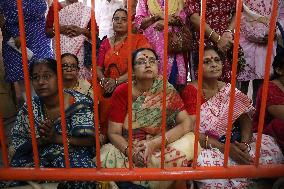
[168,24,192,54]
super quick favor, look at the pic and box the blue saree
[5,90,96,188]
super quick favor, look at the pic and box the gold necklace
[43,104,54,123]
[113,36,127,56]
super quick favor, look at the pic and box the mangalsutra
[113,36,127,56]
[43,104,54,123]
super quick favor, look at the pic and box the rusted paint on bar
[193,0,207,168]
[254,0,278,166]
[223,0,243,167]
[53,0,70,168]
[0,165,283,181]
[16,0,39,167]
[90,0,101,169]
[161,0,169,169]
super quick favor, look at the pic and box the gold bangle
[224,29,235,34]
[124,145,129,155]
[165,135,169,146]
[216,35,221,44]
[242,142,251,152]
[205,135,209,149]
[208,30,214,39]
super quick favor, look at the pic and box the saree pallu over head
[200,83,255,140]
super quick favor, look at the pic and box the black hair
[271,51,284,80]
[29,58,57,76]
[112,8,128,20]
[61,53,79,66]
[132,48,159,68]
[192,46,224,72]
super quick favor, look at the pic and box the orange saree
[97,34,150,137]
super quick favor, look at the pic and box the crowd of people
[0,0,284,189]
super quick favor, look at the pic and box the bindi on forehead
[142,53,149,58]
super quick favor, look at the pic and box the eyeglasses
[113,17,127,23]
[31,73,54,82]
[62,63,79,71]
[135,59,159,66]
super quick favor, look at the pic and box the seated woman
[3,58,96,188]
[62,53,93,98]
[97,8,150,137]
[253,51,284,153]
[181,46,284,189]
[100,48,199,189]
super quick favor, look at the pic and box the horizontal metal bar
[0,165,283,181]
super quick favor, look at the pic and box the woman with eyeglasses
[96,8,150,138]
[1,58,97,188]
[99,48,198,189]
[46,0,92,80]
[61,53,93,99]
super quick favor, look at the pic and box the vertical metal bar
[91,0,101,169]
[53,0,70,168]
[223,0,243,167]
[127,0,134,169]
[160,0,169,169]
[16,0,39,168]
[0,113,8,167]
[254,0,278,166]
[192,0,207,168]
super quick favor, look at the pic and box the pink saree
[197,83,283,188]
[55,2,91,79]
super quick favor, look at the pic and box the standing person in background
[135,0,189,89]
[96,8,150,139]
[0,0,53,106]
[95,0,126,40]
[185,0,237,83]
[238,0,282,105]
[46,0,92,80]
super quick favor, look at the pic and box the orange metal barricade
[0,0,284,183]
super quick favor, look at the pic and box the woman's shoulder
[113,83,128,96]
[65,90,93,105]
[184,81,198,91]
[181,81,198,99]
[101,37,111,48]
